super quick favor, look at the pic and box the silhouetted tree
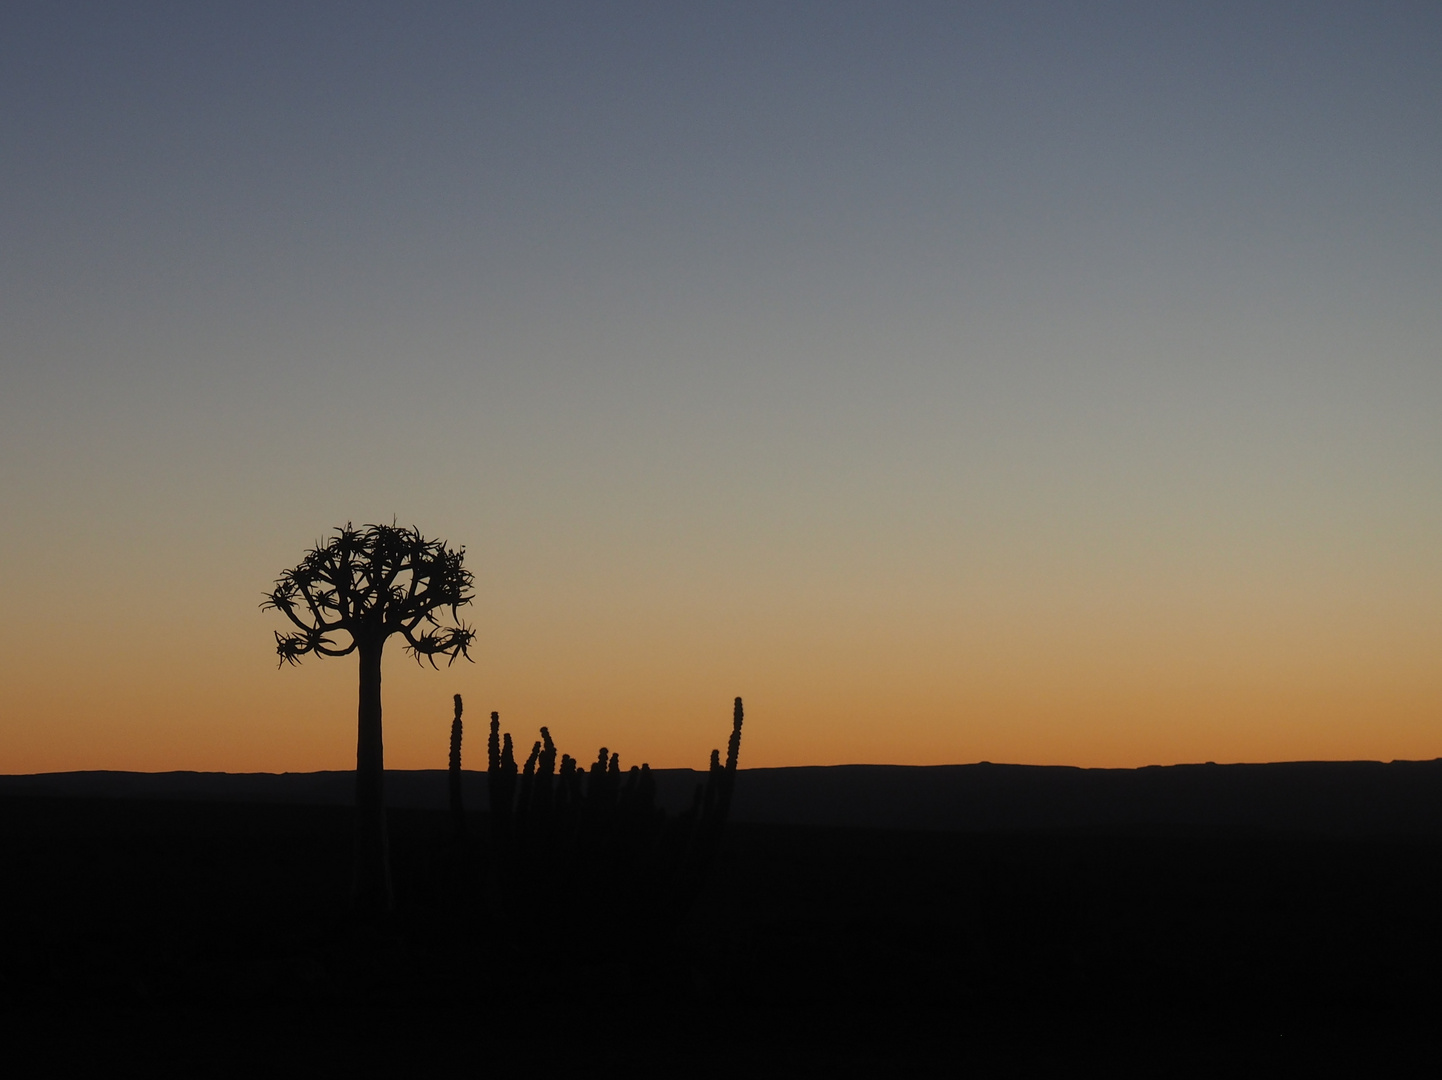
[263,522,475,912]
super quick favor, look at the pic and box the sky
[2,1,1439,773]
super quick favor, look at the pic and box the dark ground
[2,796,1440,1071]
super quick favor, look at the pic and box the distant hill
[3,760,1441,834]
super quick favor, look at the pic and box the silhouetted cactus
[478,697,745,963]
[721,696,742,816]
[671,698,744,920]
[516,739,542,840]
[487,711,500,772]
[533,727,557,827]
[449,694,465,839]
[488,714,518,837]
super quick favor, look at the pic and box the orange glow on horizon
[3,572,1437,774]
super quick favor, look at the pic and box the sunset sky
[2,2,1439,774]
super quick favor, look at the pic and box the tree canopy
[263,521,475,666]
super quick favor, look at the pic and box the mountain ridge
[4,759,1441,834]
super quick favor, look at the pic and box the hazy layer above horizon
[2,3,1439,772]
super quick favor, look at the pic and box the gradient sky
[2,2,1439,773]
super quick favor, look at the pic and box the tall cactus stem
[449,693,465,838]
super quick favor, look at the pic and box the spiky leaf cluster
[262,521,475,666]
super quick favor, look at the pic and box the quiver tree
[263,522,475,912]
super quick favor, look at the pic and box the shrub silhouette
[263,521,475,912]
[480,697,744,965]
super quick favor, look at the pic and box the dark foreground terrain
[3,795,1440,1070]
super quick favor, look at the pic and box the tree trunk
[354,635,393,912]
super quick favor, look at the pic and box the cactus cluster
[476,697,745,956]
